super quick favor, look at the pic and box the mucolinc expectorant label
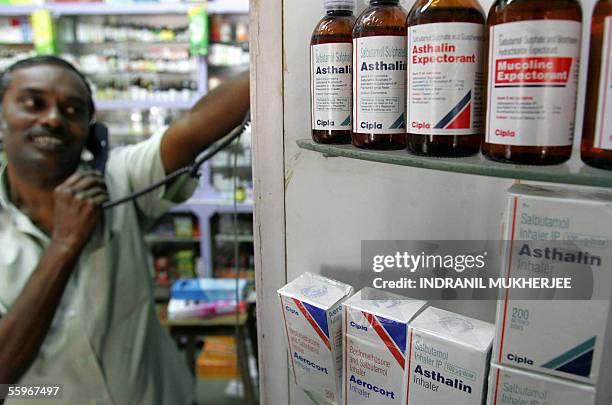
[408,23,484,135]
[595,16,612,150]
[311,43,353,131]
[353,36,407,134]
[485,20,581,146]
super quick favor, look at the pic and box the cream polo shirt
[0,127,196,405]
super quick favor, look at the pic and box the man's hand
[0,170,108,385]
[51,171,109,251]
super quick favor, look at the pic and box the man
[0,56,250,404]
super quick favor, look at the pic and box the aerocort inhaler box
[495,184,612,386]
[405,307,494,405]
[342,288,427,405]
[487,363,596,405]
[278,273,353,404]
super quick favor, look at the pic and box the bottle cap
[369,0,399,4]
[324,0,355,11]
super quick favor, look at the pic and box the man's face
[1,64,92,184]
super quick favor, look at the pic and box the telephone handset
[86,123,109,173]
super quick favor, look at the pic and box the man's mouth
[29,133,67,150]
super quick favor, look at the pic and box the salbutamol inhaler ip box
[487,363,596,405]
[342,287,427,405]
[494,184,612,386]
[405,306,494,405]
[278,273,353,405]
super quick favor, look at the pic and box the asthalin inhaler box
[487,363,596,405]
[405,306,494,405]
[342,288,427,405]
[495,185,612,391]
[278,273,353,404]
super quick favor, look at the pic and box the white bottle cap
[324,0,355,11]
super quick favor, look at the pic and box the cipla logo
[301,285,328,298]
[439,316,474,334]
[372,299,401,309]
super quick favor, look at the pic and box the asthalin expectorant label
[408,23,483,135]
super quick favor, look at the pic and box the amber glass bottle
[311,0,355,144]
[406,0,485,157]
[483,0,582,165]
[581,0,612,170]
[352,0,408,150]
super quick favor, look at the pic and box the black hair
[0,55,95,118]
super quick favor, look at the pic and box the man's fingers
[60,170,101,188]
[74,187,108,200]
[90,194,110,206]
[71,173,106,192]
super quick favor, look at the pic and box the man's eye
[21,96,44,109]
[64,105,84,117]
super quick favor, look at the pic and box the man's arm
[160,71,250,174]
[0,172,107,386]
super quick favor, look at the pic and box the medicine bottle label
[595,17,612,150]
[408,23,484,135]
[485,20,581,146]
[353,36,407,134]
[311,43,353,131]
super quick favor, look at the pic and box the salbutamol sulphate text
[405,307,494,405]
[483,0,582,165]
[278,273,354,404]
[311,0,355,144]
[406,0,485,157]
[487,364,596,405]
[342,288,426,405]
[352,0,408,150]
[581,0,612,170]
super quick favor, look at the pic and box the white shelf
[95,98,197,110]
[0,1,248,16]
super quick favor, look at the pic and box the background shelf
[0,1,249,16]
[95,98,198,110]
[297,139,612,189]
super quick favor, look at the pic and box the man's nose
[40,104,63,128]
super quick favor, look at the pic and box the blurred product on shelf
[69,17,188,44]
[0,16,32,44]
[168,299,246,320]
[210,14,249,44]
[208,43,249,67]
[73,49,196,74]
[197,336,239,379]
[171,278,248,302]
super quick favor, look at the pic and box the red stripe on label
[405,329,414,405]
[498,196,518,363]
[344,306,348,405]
[487,26,495,143]
[363,311,405,369]
[293,298,331,350]
[599,19,612,149]
[354,39,359,134]
[279,296,298,382]
[493,368,501,405]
